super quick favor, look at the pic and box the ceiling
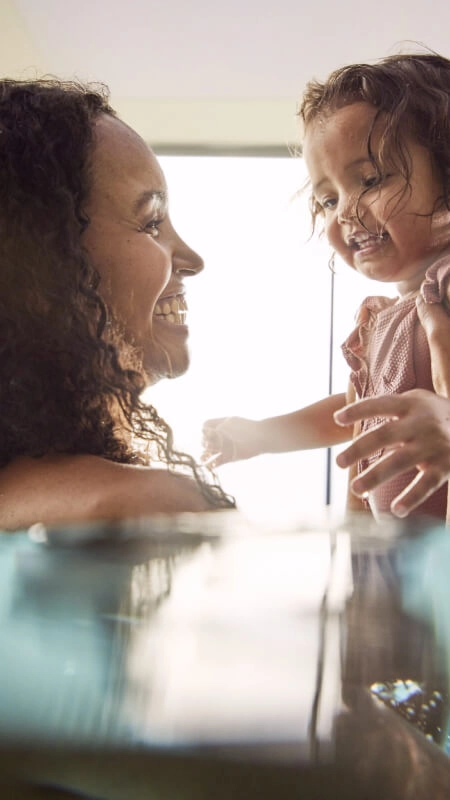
[1,0,449,150]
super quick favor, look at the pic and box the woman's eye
[144,219,162,238]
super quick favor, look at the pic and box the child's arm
[202,392,352,467]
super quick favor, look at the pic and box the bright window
[149,156,396,525]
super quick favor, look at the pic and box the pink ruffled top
[341,253,450,520]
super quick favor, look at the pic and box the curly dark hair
[298,51,450,231]
[0,78,235,509]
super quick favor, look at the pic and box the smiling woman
[83,114,205,384]
[0,78,235,531]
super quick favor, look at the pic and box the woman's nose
[173,239,204,276]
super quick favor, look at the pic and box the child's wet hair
[298,53,450,230]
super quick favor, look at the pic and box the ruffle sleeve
[341,295,397,398]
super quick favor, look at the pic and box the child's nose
[337,195,358,224]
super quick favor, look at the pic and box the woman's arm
[417,293,450,522]
[202,392,352,467]
[0,454,216,531]
[417,293,450,397]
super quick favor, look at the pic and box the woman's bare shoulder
[0,454,213,531]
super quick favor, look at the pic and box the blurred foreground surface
[1,511,450,799]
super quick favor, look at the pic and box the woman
[0,79,235,529]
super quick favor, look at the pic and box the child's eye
[362,175,378,188]
[321,197,337,210]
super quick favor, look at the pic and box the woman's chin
[143,341,191,384]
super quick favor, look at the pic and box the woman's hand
[334,389,450,518]
[333,294,450,518]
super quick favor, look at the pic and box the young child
[202,53,450,522]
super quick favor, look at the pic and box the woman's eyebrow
[133,189,168,216]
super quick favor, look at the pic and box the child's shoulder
[354,294,397,326]
[422,250,450,307]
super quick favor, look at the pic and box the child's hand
[201,417,263,467]
[333,390,450,518]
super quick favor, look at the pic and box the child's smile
[347,230,389,260]
[303,102,450,295]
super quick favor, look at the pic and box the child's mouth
[349,232,389,251]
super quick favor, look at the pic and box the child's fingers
[201,419,227,452]
[201,420,238,466]
[201,452,226,468]
[202,418,226,440]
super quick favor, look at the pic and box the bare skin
[202,393,350,467]
[202,293,450,520]
[202,387,369,514]
[0,115,220,531]
[0,456,213,531]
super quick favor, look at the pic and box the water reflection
[1,513,450,798]
[335,515,450,798]
[0,526,200,745]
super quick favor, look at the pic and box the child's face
[303,102,450,295]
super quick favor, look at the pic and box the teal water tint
[2,516,450,799]
[394,523,450,753]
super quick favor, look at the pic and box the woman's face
[83,114,203,383]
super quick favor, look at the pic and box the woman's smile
[154,294,188,325]
[84,115,203,382]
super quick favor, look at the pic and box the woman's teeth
[154,295,187,324]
